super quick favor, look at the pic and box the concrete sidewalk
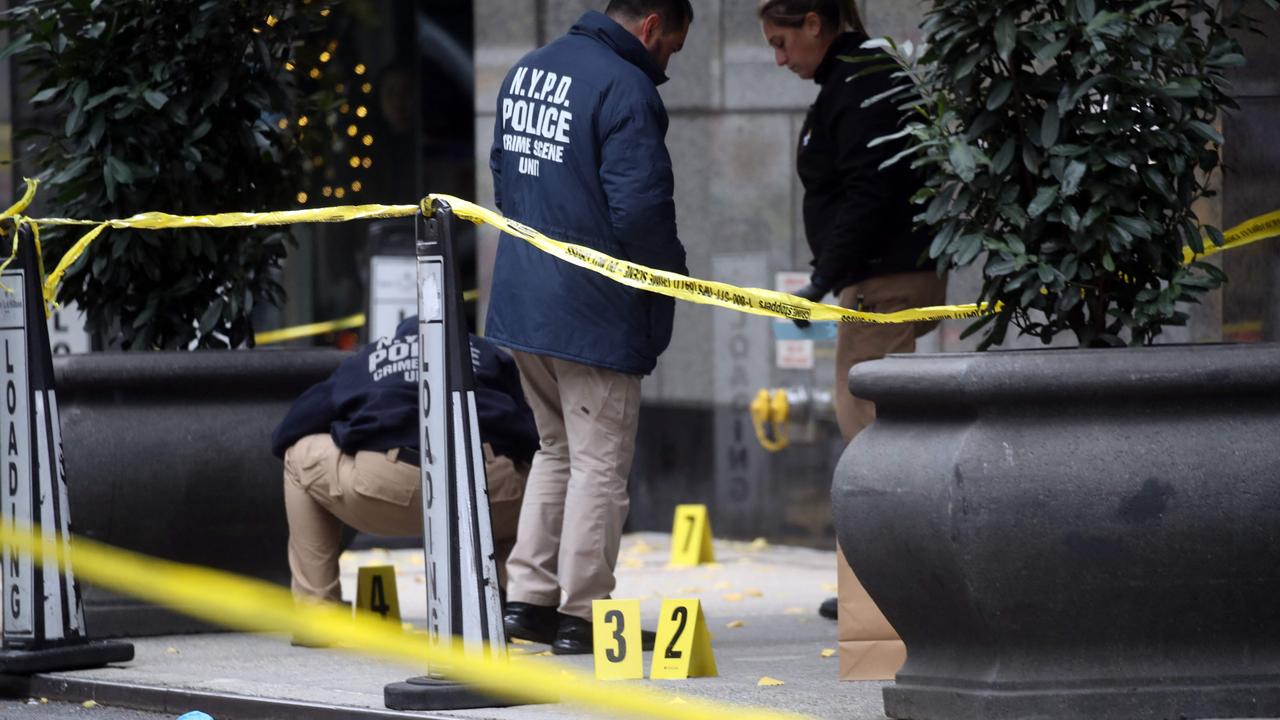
[9,534,890,720]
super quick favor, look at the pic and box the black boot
[503,601,559,644]
[819,596,838,620]
[551,615,658,655]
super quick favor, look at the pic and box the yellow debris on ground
[783,607,806,615]
[821,648,836,658]
[757,677,785,687]
[714,581,733,590]
[82,700,98,708]
[744,589,763,598]
[723,593,743,602]
[749,537,769,551]
[511,637,534,645]
[628,540,656,555]
[820,582,837,593]
[165,647,180,655]
[726,620,745,629]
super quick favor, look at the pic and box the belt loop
[329,449,344,498]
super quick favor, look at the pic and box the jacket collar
[814,31,869,85]
[569,11,669,86]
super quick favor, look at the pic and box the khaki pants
[835,271,948,442]
[505,351,642,621]
[283,433,528,603]
[833,270,946,679]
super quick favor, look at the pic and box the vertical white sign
[417,259,450,659]
[48,393,82,634]
[464,393,505,655]
[371,256,419,340]
[0,272,34,638]
[34,393,65,640]
[47,303,90,355]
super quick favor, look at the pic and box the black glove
[790,282,829,329]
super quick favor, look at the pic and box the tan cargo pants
[835,270,948,442]
[504,351,642,622]
[283,433,528,603]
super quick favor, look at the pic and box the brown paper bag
[837,546,905,680]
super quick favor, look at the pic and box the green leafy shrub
[873,0,1276,348]
[1,0,333,349]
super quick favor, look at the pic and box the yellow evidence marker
[355,565,400,623]
[650,599,717,679]
[668,504,715,567]
[591,599,644,680]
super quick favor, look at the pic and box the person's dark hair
[605,0,695,33]
[756,0,864,35]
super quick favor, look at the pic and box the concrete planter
[55,349,347,637]
[833,344,1280,720]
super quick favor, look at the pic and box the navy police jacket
[271,318,539,465]
[486,11,687,375]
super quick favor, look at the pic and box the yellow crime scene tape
[5,178,987,323]
[4,178,1280,718]
[254,312,368,345]
[425,193,992,325]
[9,178,1278,325]
[0,520,806,720]
[254,288,482,346]
[424,193,1280,323]
[1184,208,1280,264]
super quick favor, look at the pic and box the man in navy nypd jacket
[272,317,538,611]
[487,0,692,654]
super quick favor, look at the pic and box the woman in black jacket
[759,0,947,634]
[759,0,947,445]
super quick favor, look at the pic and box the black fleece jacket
[797,32,935,292]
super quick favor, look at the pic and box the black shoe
[550,615,658,655]
[503,601,559,644]
[819,596,838,620]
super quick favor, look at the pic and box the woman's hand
[790,282,829,329]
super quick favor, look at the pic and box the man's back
[486,10,687,376]
[493,0,695,655]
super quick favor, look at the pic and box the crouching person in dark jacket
[487,0,692,655]
[271,317,539,609]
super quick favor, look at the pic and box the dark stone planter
[832,344,1280,720]
[55,349,347,637]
